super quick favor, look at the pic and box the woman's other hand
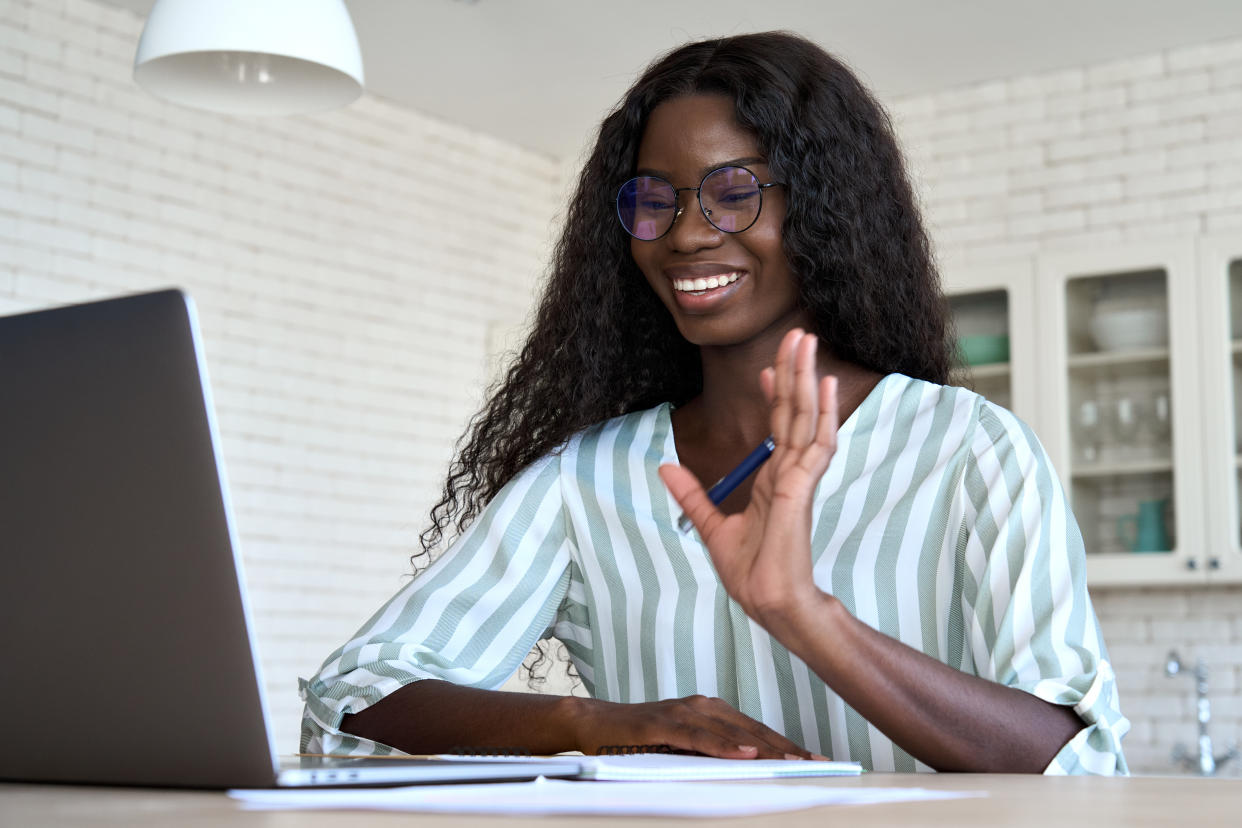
[660,328,838,636]
[566,694,822,759]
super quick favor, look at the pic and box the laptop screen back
[0,290,279,788]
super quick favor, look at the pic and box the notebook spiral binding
[449,744,676,756]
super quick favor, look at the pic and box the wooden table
[3,773,1240,826]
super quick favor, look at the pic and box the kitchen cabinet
[945,240,1238,587]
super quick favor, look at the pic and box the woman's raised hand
[659,328,838,635]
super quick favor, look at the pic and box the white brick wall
[893,38,1242,776]
[1,0,560,752]
[893,37,1242,263]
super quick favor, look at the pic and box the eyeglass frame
[615,164,783,241]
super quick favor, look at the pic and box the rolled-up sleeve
[299,454,574,755]
[959,404,1130,775]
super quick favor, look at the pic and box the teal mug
[1116,498,1171,553]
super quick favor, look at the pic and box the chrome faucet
[1165,650,1238,776]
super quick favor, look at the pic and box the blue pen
[676,435,776,534]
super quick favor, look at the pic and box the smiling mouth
[671,271,742,295]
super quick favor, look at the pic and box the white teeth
[672,272,740,293]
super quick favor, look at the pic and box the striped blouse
[300,373,1130,774]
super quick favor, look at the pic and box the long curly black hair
[418,31,952,558]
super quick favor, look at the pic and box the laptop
[0,289,581,789]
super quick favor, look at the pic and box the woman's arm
[341,678,818,759]
[341,680,580,755]
[661,328,1088,772]
[759,593,1083,772]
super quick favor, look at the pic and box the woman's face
[630,93,806,350]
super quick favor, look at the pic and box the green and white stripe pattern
[301,373,1129,774]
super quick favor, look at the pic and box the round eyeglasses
[615,165,782,241]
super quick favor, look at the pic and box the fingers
[768,329,804,446]
[790,372,839,483]
[612,696,813,760]
[815,375,839,457]
[671,696,812,760]
[786,333,820,450]
[713,705,814,759]
[759,366,775,406]
[766,329,838,466]
[769,329,824,450]
[659,463,724,539]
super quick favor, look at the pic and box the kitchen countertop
[4,772,1241,826]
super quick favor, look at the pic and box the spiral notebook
[439,752,862,781]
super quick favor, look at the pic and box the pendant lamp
[133,0,365,116]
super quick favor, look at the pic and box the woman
[300,31,1128,774]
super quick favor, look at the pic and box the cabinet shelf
[1071,457,1174,479]
[961,362,1010,380]
[1067,346,1171,370]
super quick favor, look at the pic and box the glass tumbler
[1073,399,1102,463]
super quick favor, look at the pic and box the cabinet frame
[1199,234,1242,584]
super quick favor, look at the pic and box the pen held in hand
[676,436,776,534]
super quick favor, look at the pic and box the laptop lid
[0,290,587,791]
[0,290,281,788]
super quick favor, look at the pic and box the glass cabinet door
[1063,270,1175,559]
[949,289,1012,411]
[1039,242,1202,586]
[1201,236,1242,583]
[1231,258,1241,557]
[942,261,1038,430]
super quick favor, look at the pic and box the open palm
[660,329,839,628]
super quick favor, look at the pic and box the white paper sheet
[230,778,984,817]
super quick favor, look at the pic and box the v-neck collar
[657,372,901,466]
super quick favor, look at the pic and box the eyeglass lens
[617,166,765,240]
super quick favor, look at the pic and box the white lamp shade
[133,0,365,116]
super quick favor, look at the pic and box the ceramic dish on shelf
[957,334,1009,366]
[1088,307,1168,351]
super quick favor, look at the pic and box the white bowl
[1088,307,1168,351]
